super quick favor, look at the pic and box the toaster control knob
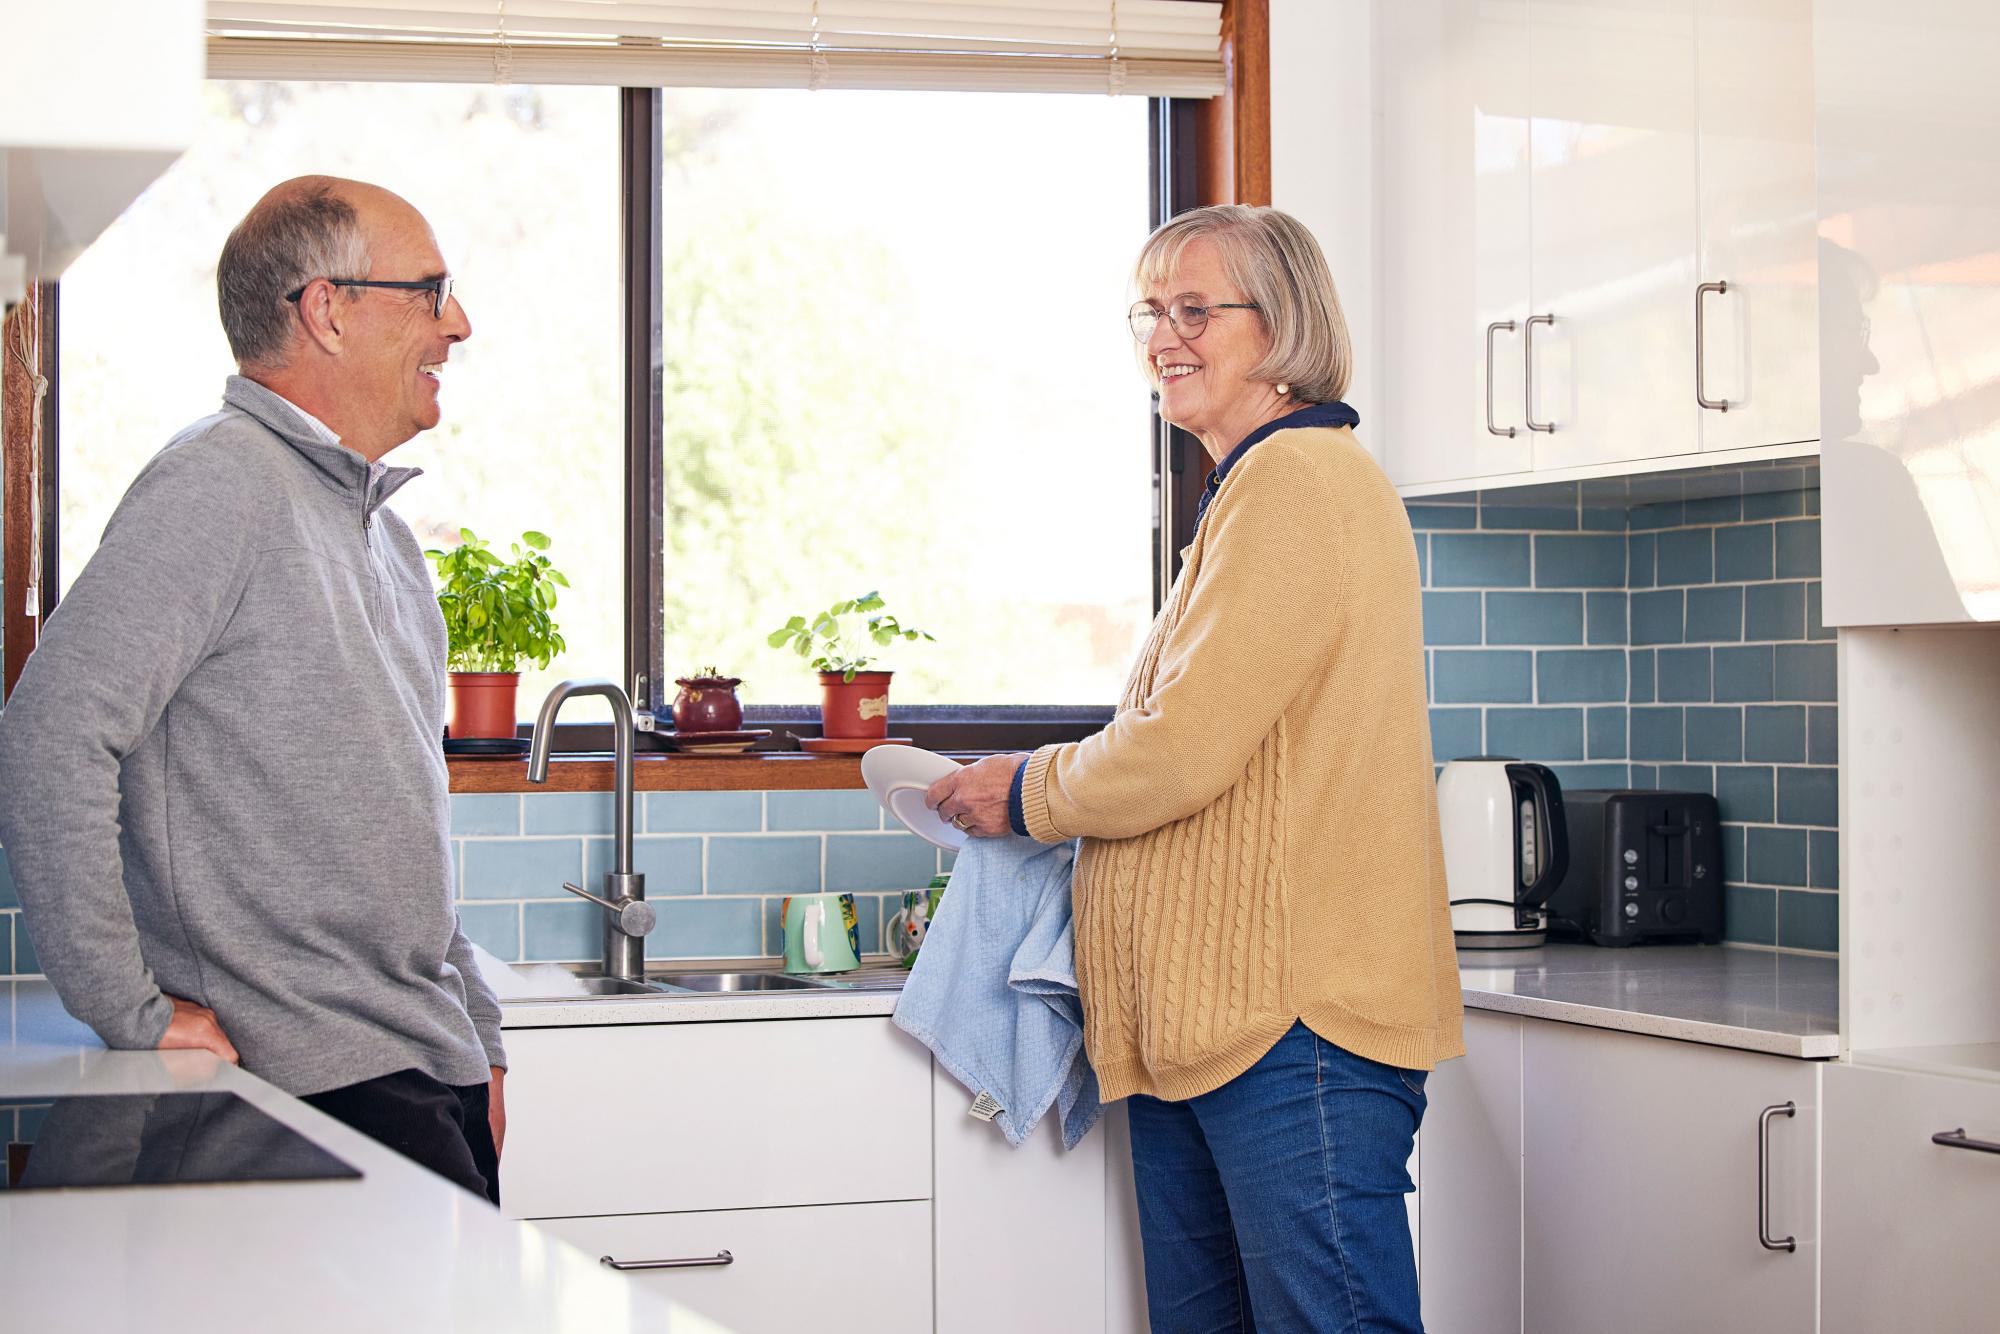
[1660,898,1688,925]
[1624,901,1641,919]
[1623,848,1639,866]
[1623,875,1640,892]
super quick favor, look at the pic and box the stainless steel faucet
[527,678,654,981]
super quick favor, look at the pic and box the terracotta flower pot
[818,670,892,739]
[448,672,521,740]
[673,675,744,733]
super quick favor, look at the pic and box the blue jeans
[1127,1022,1427,1334]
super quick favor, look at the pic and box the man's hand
[488,1066,507,1161]
[159,996,239,1063]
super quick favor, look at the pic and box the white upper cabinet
[1378,0,1535,489]
[1524,0,1699,472]
[1375,0,1818,493]
[1817,0,2000,626]
[1694,0,1820,454]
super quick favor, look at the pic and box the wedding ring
[951,813,972,830]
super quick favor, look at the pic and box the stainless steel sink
[650,972,830,993]
[564,976,667,998]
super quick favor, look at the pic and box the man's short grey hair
[217,183,371,367]
[1134,204,1354,405]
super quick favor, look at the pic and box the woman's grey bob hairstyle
[1133,204,1353,404]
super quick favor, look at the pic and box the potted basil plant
[767,592,932,739]
[426,527,569,740]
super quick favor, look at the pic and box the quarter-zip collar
[222,375,423,524]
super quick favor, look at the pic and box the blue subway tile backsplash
[1408,471,1837,954]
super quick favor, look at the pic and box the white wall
[1269,0,1377,450]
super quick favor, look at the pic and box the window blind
[204,1,1226,96]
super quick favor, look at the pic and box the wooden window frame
[2,2,1272,755]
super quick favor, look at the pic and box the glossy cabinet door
[1525,0,1701,472]
[1694,0,1819,453]
[1416,1012,1524,1334]
[1377,0,1535,489]
[1818,0,2000,625]
[537,1200,932,1334]
[1520,1024,1818,1334]
[1821,1063,2000,1333]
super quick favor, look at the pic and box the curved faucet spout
[527,678,635,876]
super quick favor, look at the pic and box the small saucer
[443,737,529,759]
[670,728,771,755]
[799,736,914,755]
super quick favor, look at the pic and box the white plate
[862,745,966,852]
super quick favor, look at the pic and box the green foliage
[767,591,933,683]
[425,526,571,673]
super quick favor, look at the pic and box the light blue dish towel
[892,835,1103,1149]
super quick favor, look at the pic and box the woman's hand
[926,752,1031,839]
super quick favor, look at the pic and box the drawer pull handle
[601,1250,735,1271]
[1758,1101,1797,1253]
[1933,1128,2000,1156]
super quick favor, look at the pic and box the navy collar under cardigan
[1006,397,1362,836]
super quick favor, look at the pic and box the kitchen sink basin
[650,972,830,993]
[564,977,666,997]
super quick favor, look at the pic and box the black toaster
[1546,790,1724,947]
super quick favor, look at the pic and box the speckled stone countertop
[1455,942,1840,1058]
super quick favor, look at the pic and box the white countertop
[1456,942,1840,1058]
[0,982,716,1332]
[496,962,904,1029]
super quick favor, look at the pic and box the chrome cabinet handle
[1524,313,1555,433]
[1696,280,1731,412]
[1758,1101,1797,1253]
[601,1250,735,1271]
[1485,319,1519,437]
[1933,1128,2000,1156]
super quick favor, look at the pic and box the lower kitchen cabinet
[536,1199,932,1334]
[1419,1015,1819,1334]
[1417,1012,1524,1334]
[1821,1063,2000,1333]
[499,1017,932,1219]
[1521,1023,1818,1334]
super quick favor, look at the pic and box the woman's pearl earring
[1276,383,1291,397]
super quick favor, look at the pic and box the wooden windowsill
[448,750,993,794]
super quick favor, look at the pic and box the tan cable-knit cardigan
[1020,423,1464,1103]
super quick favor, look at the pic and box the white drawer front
[1823,1063,2000,1333]
[536,1200,932,1334]
[500,1018,933,1218]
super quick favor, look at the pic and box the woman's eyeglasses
[1128,298,1260,343]
[287,275,456,319]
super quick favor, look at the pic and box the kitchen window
[49,79,1162,738]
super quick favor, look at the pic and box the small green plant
[767,592,933,682]
[425,527,570,673]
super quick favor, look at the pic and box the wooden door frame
[1195,0,1272,209]
[2,284,57,699]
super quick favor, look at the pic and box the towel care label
[969,1091,1005,1122]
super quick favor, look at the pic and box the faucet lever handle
[561,881,657,939]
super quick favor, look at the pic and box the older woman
[929,204,1461,1333]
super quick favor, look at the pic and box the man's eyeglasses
[287,275,456,319]
[1128,297,1260,344]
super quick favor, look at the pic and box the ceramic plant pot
[818,670,892,739]
[672,675,745,733]
[447,672,520,740]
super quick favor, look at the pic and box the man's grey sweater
[0,376,504,1095]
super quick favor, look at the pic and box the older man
[0,177,507,1203]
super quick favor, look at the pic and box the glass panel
[58,81,621,719]
[654,90,1154,707]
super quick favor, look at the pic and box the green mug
[886,874,949,968]
[781,893,860,975]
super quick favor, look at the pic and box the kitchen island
[0,981,708,1333]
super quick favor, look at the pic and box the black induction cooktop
[2,1091,362,1191]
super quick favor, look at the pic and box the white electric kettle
[1438,758,1570,949]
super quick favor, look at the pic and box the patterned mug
[886,874,950,967]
